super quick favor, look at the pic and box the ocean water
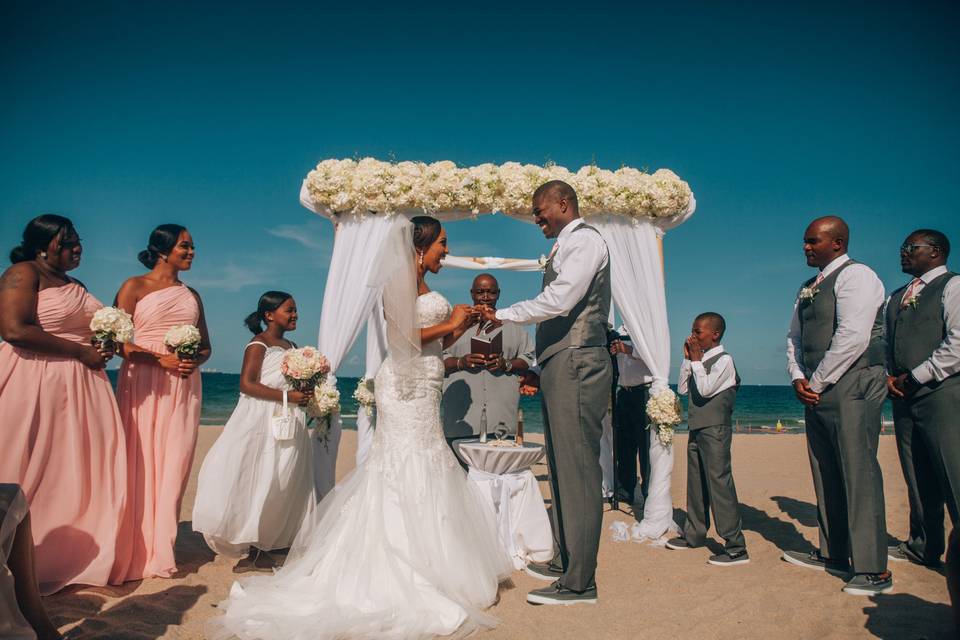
[108,372,895,433]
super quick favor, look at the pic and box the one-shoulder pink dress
[111,285,202,581]
[0,283,127,595]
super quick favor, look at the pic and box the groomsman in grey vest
[784,215,892,595]
[666,312,748,565]
[885,229,960,567]
[479,180,611,606]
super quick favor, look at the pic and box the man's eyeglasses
[900,243,938,255]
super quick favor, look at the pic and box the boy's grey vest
[535,223,611,364]
[886,271,960,398]
[687,352,740,430]
[798,260,885,380]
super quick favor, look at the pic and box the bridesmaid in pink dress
[110,224,211,581]
[0,214,126,595]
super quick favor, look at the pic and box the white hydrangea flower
[90,306,134,344]
[163,324,201,357]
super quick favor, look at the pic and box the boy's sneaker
[526,581,598,606]
[842,571,893,596]
[665,536,701,550]
[708,550,750,566]
[781,549,850,574]
[524,561,564,582]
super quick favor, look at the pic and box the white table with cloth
[454,439,554,569]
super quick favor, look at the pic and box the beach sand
[44,429,954,639]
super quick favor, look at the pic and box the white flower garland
[304,158,692,221]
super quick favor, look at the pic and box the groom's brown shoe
[527,581,597,605]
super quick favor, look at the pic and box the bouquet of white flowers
[352,377,375,417]
[280,347,331,392]
[307,381,341,448]
[646,389,682,447]
[89,306,134,347]
[163,324,202,360]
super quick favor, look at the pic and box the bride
[211,216,513,640]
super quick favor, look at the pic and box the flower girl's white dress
[192,342,317,558]
[211,292,512,640]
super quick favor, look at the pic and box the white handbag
[271,390,299,441]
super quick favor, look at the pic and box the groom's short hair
[534,180,579,212]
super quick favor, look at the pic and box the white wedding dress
[192,343,317,558]
[211,292,512,640]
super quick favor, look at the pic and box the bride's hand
[449,304,476,332]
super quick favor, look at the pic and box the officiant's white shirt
[785,253,885,393]
[886,264,960,384]
[496,218,609,325]
[678,345,737,397]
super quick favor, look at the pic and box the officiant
[442,274,535,440]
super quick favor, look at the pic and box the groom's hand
[519,371,540,396]
[476,305,502,329]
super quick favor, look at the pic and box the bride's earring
[38,251,47,259]
[418,252,424,267]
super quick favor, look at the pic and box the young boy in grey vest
[666,312,749,566]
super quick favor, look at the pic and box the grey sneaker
[665,536,701,550]
[526,581,598,606]
[524,561,564,582]
[708,550,750,566]
[842,572,893,596]
[887,542,941,567]
[781,550,850,575]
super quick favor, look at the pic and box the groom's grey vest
[886,271,960,399]
[535,223,611,365]
[798,260,885,381]
[687,352,740,430]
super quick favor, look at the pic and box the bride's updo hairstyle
[9,214,75,264]
[411,216,441,254]
[138,223,187,269]
[245,290,293,334]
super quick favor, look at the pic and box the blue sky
[2,1,958,382]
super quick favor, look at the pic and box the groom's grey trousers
[540,346,612,592]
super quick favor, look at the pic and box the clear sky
[3,1,958,382]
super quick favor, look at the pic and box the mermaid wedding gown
[212,291,512,640]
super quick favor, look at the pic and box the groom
[479,180,612,605]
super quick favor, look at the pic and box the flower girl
[192,291,317,572]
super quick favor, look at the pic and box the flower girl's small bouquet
[352,377,375,417]
[280,347,331,392]
[89,306,134,349]
[164,324,202,360]
[646,389,682,447]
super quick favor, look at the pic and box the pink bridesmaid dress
[0,283,127,595]
[111,285,202,581]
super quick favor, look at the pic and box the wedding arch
[300,158,696,540]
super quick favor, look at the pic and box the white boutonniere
[537,254,548,272]
[905,294,920,309]
[798,286,819,302]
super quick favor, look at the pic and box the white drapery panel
[587,215,678,539]
[355,299,388,466]
[311,215,401,498]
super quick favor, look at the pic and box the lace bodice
[369,291,457,486]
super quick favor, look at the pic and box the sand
[43,430,954,639]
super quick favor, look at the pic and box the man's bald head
[803,215,850,268]
[472,273,498,289]
[533,180,579,213]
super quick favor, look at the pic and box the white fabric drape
[588,215,678,539]
[355,299,387,466]
[312,215,404,498]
